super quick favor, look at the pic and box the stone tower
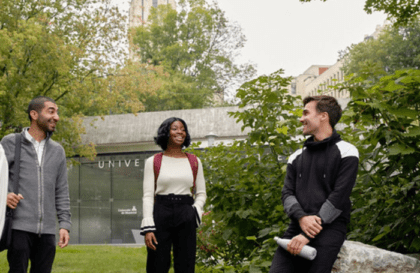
[129,0,176,28]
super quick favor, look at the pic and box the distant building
[286,60,348,99]
[288,21,389,99]
[304,60,348,98]
[129,0,176,27]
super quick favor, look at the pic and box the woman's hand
[145,232,158,251]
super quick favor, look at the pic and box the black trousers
[269,220,346,273]
[147,195,197,273]
[7,229,56,273]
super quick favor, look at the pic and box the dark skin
[145,120,187,251]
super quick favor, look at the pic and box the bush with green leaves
[191,69,303,272]
[340,69,420,253]
[193,67,420,272]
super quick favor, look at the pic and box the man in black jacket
[269,96,359,273]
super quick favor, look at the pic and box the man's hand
[7,193,24,209]
[287,234,309,256]
[145,232,158,251]
[58,229,70,248]
[299,215,322,238]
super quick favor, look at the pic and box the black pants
[7,229,56,273]
[147,195,197,273]
[269,220,346,273]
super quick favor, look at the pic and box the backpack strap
[186,153,198,195]
[153,152,163,196]
[6,134,22,223]
[12,134,22,194]
[153,152,199,196]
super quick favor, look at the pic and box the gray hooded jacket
[1,129,71,235]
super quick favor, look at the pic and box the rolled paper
[274,236,317,260]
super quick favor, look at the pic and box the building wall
[287,20,389,99]
[129,0,176,28]
[287,65,332,97]
[304,59,349,98]
[65,151,153,245]
[288,60,348,99]
[81,106,251,154]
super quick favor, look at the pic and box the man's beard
[37,116,55,133]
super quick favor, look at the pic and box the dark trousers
[7,229,56,273]
[269,220,346,273]
[147,195,197,273]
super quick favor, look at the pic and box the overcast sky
[112,0,387,77]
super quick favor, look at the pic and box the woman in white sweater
[140,117,206,273]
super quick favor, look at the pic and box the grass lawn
[0,245,179,272]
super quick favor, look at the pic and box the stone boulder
[332,241,420,273]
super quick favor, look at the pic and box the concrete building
[129,0,176,27]
[287,58,348,99]
[288,21,389,99]
[304,59,349,98]
[287,65,332,97]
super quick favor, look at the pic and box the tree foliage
[190,70,302,272]
[191,68,420,272]
[339,20,420,253]
[330,11,420,255]
[342,19,420,77]
[339,69,420,253]
[130,0,256,111]
[0,0,162,159]
[299,0,420,26]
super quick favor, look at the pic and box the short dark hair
[154,117,191,151]
[27,96,56,122]
[303,95,342,128]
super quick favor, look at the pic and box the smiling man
[269,95,359,273]
[1,96,71,273]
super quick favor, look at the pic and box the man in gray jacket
[1,96,71,273]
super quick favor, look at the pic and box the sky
[112,0,388,77]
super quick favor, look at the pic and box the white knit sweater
[140,155,207,234]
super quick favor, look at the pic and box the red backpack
[153,152,198,195]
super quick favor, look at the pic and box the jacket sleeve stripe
[318,199,342,224]
[284,196,299,214]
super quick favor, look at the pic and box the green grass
[0,245,179,272]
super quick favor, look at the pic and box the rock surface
[332,241,420,273]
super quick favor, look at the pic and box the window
[153,0,158,7]
[291,83,296,95]
[68,152,155,244]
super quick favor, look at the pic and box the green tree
[193,70,420,272]
[342,19,420,77]
[336,17,420,254]
[338,69,420,253]
[131,0,256,111]
[191,70,303,272]
[299,0,420,25]
[0,0,161,159]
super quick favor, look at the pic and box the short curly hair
[154,117,191,151]
[303,95,342,128]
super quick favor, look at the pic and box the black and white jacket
[282,131,359,226]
